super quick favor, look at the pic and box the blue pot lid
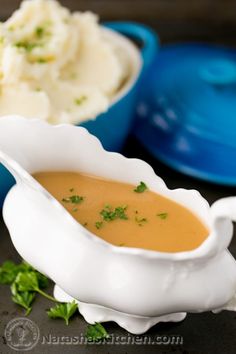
[134,43,236,185]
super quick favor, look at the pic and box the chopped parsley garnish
[72,208,78,212]
[35,26,45,38]
[74,96,87,105]
[135,216,147,226]
[36,57,48,64]
[62,195,84,204]
[8,25,15,31]
[100,205,128,221]
[134,181,148,193]
[86,323,110,341]
[157,213,168,220]
[95,221,103,229]
[15,41,40,52]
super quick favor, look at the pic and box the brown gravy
[33,171,208,252]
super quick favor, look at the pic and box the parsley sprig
[47,301,78,325]
[13,271,56,302]
[0,260,53,314]
[0,260,109,340]
[86,323,110,341]
[11,282,36,316]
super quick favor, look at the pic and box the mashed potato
[0,0,125,123]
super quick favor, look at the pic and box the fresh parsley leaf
[95,221,103,229]
[0,261,19,284]
[14,271,56,302]
[36,272,49,289]
[0,260,55,315]
[62,195,84,204]
[11,281,35,316]
[47,301,78,325]
[14,271,39,292]
[0,260,34,285]
[100,205,128,222]
[157,213,168,220]
[134,181,148,193]
[86,323,110,341]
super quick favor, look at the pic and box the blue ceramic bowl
[0,22,158,206]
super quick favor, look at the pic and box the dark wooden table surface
[1,1,236,354]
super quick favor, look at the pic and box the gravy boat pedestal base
[54,285,187,334]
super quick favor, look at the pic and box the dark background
[1,0,236,45]
[1,1,236,354]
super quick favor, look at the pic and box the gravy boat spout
[0,115,236,334]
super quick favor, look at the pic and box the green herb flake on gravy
[100,205,128,222]
[134,181,148,193]
[95,221,103,230]
[62,195,84,204]
[157,213,168,220]
[135,216,147,226]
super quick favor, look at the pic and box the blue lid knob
[199,59,236,85]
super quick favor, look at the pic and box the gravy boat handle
[210,197,236,253]
[211,197,236,312]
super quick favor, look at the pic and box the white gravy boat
[0,115,236,334]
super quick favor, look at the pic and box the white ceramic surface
[0,116,236,334]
